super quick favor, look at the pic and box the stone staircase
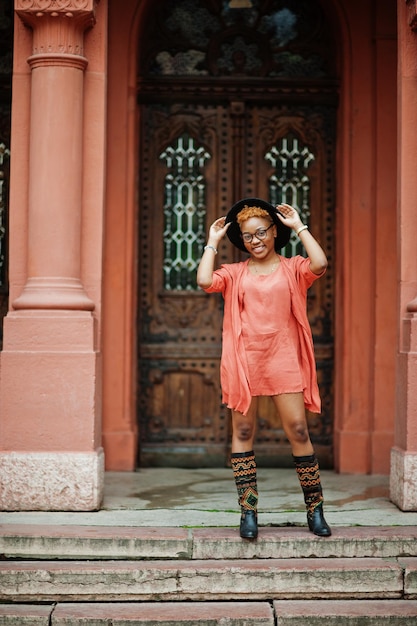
[1,524,417,624]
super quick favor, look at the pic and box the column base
[390,446,417,511]
[12,277,94,311]
[0,449,104,511]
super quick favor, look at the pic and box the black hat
[225,197,291,253]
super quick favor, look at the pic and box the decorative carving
[15,0,99,61]
[155,295,211,330]
[155,50,207,76]
[15,0,95,14]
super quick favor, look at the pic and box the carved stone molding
[15,0,99,61]
[406,0,417,32]
[15,0,97,16]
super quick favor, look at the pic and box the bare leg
[271,392,331,537]
[230,399,258,539]
[231,398,258,453]
[271,392,313,456]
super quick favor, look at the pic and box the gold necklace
[250,257,279,275]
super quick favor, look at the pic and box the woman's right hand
[197,217,230,289]
[207,216,230,246]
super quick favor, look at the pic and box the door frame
[102,0,398,475]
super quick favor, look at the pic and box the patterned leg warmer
[231,450,258,539]
[293,453,323,513]
[293,453,331,537]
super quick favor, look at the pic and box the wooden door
[137,0,337,467]
[138,101,335,467]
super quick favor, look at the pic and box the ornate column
[13,1,95,310]
[0,0,104,511]
[390,0,417,510]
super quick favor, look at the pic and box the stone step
[0,604,53,625]
[273,600,417,625]
[0,557,414,602]
[1,524,416,560]
[2,600,417,625]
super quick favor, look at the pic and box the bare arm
[276,203,328,275]
[197,217,230,289]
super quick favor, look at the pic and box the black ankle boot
[307,502,332,537]
[240,508,258,539]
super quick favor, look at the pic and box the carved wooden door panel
[245,105,334,468]
[138,101,335,468]
[138,103,233,467]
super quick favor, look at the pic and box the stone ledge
[2,600,417,625]
[0,525,416,561]
[53,601,274,625]
[0,604,53,625]
[401,557,417,598]
[273,599,417,625]
[0,558,403,602]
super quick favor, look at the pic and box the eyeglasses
[241,223,274,243]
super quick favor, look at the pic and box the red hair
[236,205,272,226]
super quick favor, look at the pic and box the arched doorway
[136,0,338,468]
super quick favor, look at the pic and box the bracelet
[296,225,308,236]
[204,244,218,255]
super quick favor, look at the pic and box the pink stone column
[13,6,94,310]
[0,1,104,511]
[390,0,417,511]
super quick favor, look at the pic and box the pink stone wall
[332,0,397,474]
[101,0,142,470]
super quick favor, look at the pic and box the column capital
[406,0,417,32]
[15,0,99,61]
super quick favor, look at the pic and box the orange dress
[204,255,323,415]
[240,264,304,396]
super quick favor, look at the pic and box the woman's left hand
[277,204,328,275]
[276,203,304,231]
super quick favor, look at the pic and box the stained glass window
[265,134,315,256]
[141,0,335,79]
[159,133,210,291]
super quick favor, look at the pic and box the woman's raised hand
[198,217,230,288]
[277,203,328,275]
[208,216,230,245]
[276,203,303,231]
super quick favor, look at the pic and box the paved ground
[1,468,417,528]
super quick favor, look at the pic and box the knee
[234,422,255,442]
[288,421,310,444]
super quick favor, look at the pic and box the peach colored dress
[204,255,323,416]
[240,264,304,396]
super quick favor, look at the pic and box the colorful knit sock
[231,450,258,510]
[293,453,324,514]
